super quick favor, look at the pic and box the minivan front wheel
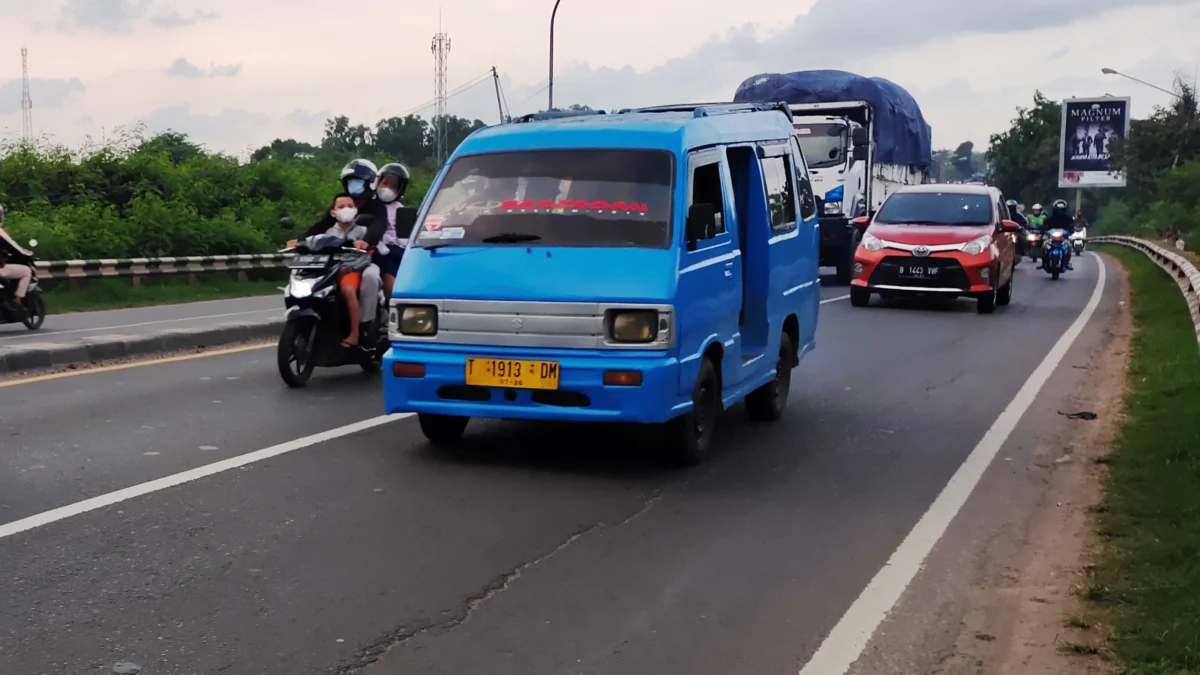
[667,357,720,466]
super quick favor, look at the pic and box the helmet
[1031,203,1042,213]
[1005,199,1018,207]
[1052,199,1069,212]
[377,163,411,202]
[340,159,379,197]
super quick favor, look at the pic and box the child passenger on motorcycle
[288,194,380,348]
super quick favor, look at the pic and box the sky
[2,0,1199,158]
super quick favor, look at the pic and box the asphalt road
[0,260,1115,675]
[0,295,279,347]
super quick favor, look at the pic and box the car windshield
[874,192,993,226]
[792,123,846,169]
[412,149,674,249]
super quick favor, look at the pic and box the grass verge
[40,272,283,314]
[1089,246,1200,675]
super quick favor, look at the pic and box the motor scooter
[0,238,46,330]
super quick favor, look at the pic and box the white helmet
[1031,203,1043,212]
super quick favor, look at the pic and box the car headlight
[861,233,884,252]
[609,309,659,343]
[823,200,843,215]
[396,305,437,335]
[961,235,992,256]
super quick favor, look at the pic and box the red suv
[848,184,1021,314]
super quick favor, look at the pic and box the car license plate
[287,254,329,268]
[465,358,560,390]
[898,264,939,278]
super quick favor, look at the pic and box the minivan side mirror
[850,216,871,231]
[685,203,717,250]
[1000,219,1022,233]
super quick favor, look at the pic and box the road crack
[336,493,663,674]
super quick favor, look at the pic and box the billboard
[1058,96,1131,188]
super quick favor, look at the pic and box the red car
[848,184,1021,314]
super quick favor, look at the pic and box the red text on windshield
[499,199,648,212]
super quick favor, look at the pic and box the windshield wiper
[481,232,542,244]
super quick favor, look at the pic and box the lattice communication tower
[431,28,451,164]
[21,48,34,142]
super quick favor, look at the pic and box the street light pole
[1100,67,1181,99]
[548,0,562,112]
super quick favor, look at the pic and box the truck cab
[382,103,821,464]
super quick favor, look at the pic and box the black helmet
[1052,199,1069,213]
[340,159,379,198]
[377,163,411,202]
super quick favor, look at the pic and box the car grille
[869,255,971,290]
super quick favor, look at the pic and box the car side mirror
[1000,219,1021,233]
[850,216,870,231]
[394,207,419,238]
[279,217,295,229]
[685,203,717,250]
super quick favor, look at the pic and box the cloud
[149,9,218,28]
[287,109,328,128]
[0,77,87,115]
[137,103,269,149]
[56,0,150,33]
[164,58,243,79]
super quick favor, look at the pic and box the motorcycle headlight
[395,305,438,335]
[862,233,884,252]
[961,235,992,256]
[1026,233,1038,241]
[1051,231,1064,239]
[287,277,318,298]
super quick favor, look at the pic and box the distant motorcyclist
[372,162,412,299]
[1005,199,1029,256]
[1043,199,1075,270]
[1026,203,1046,230]
[0,204,32,320]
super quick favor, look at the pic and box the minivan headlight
[609,310,658,343]
[395,305,437,335]
[961,235,992,256]
[862,233,884,252]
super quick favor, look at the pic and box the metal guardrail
[34,254,288,280]
[1092,235,1200,350]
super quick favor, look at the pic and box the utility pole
[491,67,506,123]
[431,11,451,165]
[21,48,33,143]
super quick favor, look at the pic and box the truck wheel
[832,231,859,285]
[746,332,793,422]
[666,357,720,466]
[418,413,469,444]
[850,287,871,307]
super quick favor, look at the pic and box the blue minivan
[382,103,821,463]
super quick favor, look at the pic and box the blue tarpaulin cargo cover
[733,70,932,169]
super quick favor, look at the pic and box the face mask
[346,179,365,195]
[335,207,358,224]
[377,187,398,203]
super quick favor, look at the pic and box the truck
[733,70,933,284]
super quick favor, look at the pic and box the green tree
[987,91,1063,206]
[373,115,430,165]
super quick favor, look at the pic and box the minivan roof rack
[512,109,608,123]
[616,102,793,122]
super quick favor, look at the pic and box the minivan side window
[789,137,817,220]
[690,161,726,236]
[760,155,796,232]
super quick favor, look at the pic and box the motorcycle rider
[1042,199,1075,270]
[0,204,33,320]
[288,193,375,348]
[1005,199,1028,256]
[373,162,411,299]
[1026,203,1046,230]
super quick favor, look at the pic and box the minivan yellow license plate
[464,358,560,390]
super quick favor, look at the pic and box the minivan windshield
[874,192,994,226]
[792,123,846,169]
[412,149,674,249]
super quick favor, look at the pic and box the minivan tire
[746,332,794,422]
[418,413,470,444]
[667,357,720,466]
[850,287,871,307]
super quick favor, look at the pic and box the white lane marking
[798,256,1108,675]
[0,413,411,541]
[0,308,277,343]
[821,294,850,305]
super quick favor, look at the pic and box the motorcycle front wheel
[21,292,45,330]
[278,320,317,387]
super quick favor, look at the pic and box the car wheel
[666,357,720,466]
[418,413,470,445]
[977,284,997,314]
[850,287,871,307]
[997,271,1013,306]
[746,331,794,422]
